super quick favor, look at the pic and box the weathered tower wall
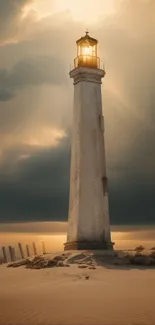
[64,67,113,250]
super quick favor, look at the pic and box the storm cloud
[0,0,35,43]
[0,137,70,222]
[0,0,154,224]
[0,55,66,101]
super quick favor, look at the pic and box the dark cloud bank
[0,137,70,222]
[0,0,154,225]
[0,55,66,101]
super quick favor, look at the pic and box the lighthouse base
[64,240,114,251]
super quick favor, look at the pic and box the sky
[0,0,154,225]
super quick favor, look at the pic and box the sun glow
[34,0,116,23]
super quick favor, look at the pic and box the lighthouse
[64,31,114,250]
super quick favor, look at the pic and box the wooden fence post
[32,242,37,256]
[8,246,14,262]
[18,243,24,259]
[26,244,30,258]
[42,241,46,255]
[12,247,16,262]
[2,246,7,263]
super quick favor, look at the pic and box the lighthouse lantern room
[74,31,100,69]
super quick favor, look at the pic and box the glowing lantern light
[74,31,100,69]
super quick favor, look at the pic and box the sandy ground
[0,252,155,325]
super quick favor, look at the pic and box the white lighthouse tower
[64,31,114,250]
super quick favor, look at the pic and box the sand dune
[0,251,155,325]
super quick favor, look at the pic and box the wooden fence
[0,241,47,264]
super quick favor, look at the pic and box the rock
[76,257,94,266]
[130,255,155,266]
[85,276,90,280]
[88,266,96,270]
[77,257,93,263]
[149,251,155,258]
[33,258,44,265]
[78,265,88,268]
[7,255,70,270]
[26,257,47,269]
[25,257,58,269]
[134,245,145,252]
[35,265,41,269]
[146,258,155,266]
[47,259,58,267]
[40,260,49,268]
[86,261,94,266]
[57,261,65,267]
[53,255,65,262]
[67,253,87,264]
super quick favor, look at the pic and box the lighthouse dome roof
[76,31,98,45]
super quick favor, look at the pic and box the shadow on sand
[90,250,155,271]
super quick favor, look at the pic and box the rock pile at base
[7,251,155,269]
[128,253,155,266]
[7,254,71,269]
[113,252,155,266]
[7,252,97,270]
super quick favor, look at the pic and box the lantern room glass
[77,43,97,57]
[74,34,100,69]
